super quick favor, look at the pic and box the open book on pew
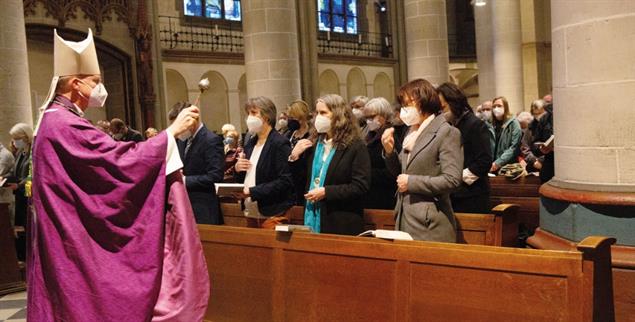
[358,229,413,241]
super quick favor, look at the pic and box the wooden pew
[489,175,541,231]
[0,202,25,295]
[199,225,615,322]
[220,203,519,247]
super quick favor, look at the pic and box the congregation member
[532,102,555,183]
[290,94,370,235]
[144,127,158,139]
[29,29,208,321]
[362,97,398,210]
[0,142,14,214]
[382,79,463,242]
[110,117,144,142]
[517,110,542,173]
[478,100,493,122]
[235,97,295,228]
[489,96,522,173]
[222,129,241,183]
[276,111,290,136]
[437,83,493,214]
[530,98,546,119]
[350,95,369,136]
[171,102,225,225]
[285,100,313,205]
[8,123,32,261]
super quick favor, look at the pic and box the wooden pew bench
[489,175,541,231]
[220,203,520,247]
[199,225,615,322]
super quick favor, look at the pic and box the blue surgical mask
[223,137,235,145]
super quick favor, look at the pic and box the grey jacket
[385,116,463,242]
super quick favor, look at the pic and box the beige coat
[385,116,463,242]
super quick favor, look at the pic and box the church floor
[0,291,26,322]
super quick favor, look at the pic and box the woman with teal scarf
[289,94,371,235]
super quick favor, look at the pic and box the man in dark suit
[172,103,225,224]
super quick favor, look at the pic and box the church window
[318,0,358,34]
[184,0,242,21]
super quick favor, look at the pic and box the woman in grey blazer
[382,79,463,242]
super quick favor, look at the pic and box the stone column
[474,1,524,113]
[0,1,33,146]
[403,0,449,85]
[296,0,319,105]
[531,2,635,319]
[520,0,552,109]
[242,0,301,111]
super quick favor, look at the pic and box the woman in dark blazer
[437,82,493,214]
[285,100,312,205]
[362,97,398,210]
[235,97,294,228]
[290,94,371,235]
[382,79,463,242]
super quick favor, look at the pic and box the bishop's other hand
[168,106,200,137]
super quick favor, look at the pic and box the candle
[214,24,219,36]
[327,30,331,41]
[358,33,362,44]
[385,36,389,47]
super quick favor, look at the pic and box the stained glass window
[183,0,241,21]
[317,0,357,34]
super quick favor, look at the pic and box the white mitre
[34,29,101,135]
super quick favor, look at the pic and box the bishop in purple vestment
[28,29,209,321]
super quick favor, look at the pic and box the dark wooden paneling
[490,176,541,231]
[199,225,615,322]
[0,203,25,295]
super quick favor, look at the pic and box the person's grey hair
[531,99,545,110]
[350,95,369,109]
[10,123,33,142]
[516,111,534,124]
[364,97,394,121]
[245,96,277,128]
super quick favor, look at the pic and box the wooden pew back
[220,203,519,247]
[199,225,615,322]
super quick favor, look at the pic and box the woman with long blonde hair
[289,94,371,235]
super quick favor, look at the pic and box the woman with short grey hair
[235,96,294,228]
[362,97,398,209]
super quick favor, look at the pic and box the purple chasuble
[29,95,209,321]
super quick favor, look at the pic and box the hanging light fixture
[471,0,486,6]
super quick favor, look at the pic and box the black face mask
[287,119,300,132]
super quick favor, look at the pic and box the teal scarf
[304,140,336,233]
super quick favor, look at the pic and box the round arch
[346,67,367,100]
[200,71,230,134]
[165,69,188,115]
[373,72,394,101]
[318,69,340,97]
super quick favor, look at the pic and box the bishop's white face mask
[400,106,421,126]
[246,115,264,134]
[314,114,332,133]
[78,80,108,108]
